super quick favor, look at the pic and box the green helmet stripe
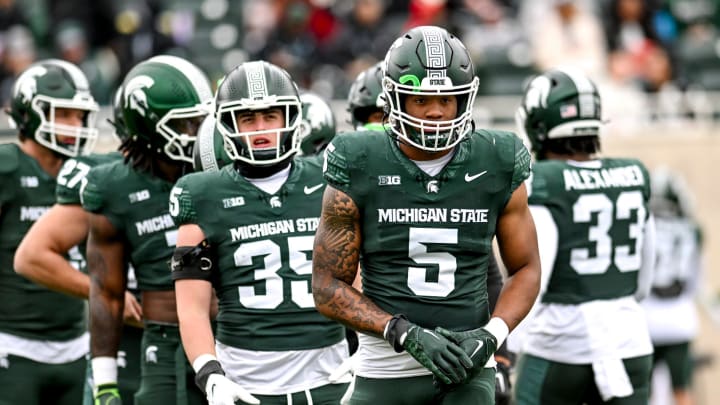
[560,67,596,118]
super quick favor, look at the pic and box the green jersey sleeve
[56,158,92,205]
[0,144,20,205]
[57,153,122,205]
[323,139,353,192]
[511,135,532,192]
[169,174,199,226]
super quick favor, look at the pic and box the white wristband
[192,353,218,374]
[91,356,118,387]
[484,317,510,348]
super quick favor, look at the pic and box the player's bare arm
[493,182,541,331]
[312,185,391,337]
[87,212,128,358]
[15,204,91,298]
[175,223,216,364]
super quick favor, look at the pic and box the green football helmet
[215,61,302,166]
[121,55,212,163]
[650,167,694,219]
[383,26,479,151]
[347,61,385,130]
[108,85,128,142]
[7,58,99,157]
[516,67,602,156]
[297,92,336,156]
[192,114,232,172]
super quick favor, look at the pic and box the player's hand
[384,315,472,385]
[205,374,260,405]
[435,326,498,376]
[94,382,121,405]
[494,357,512,405]
[122,291,143,327]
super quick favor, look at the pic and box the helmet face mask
[157,107,209,163]
[9,59,99,157]
[215,61,302,166]
[516,67,602,157]
[121,55,212,164]
[297,92,336,156]
[383,26,478,152]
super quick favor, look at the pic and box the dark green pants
[653,342,692,389]
[514,354,653,405]
[349,368,495,405]
[253,382,349,405]
[0,354,86,405]
[133,322,205,405]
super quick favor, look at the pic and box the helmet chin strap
[234,155,293,179]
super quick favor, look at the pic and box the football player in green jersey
[347,61,386,131]
[344,60,515,401]
[81,55,212,405]
[14,85,145,405]
[171,60,349,405]
[312,25,541,405]
[513,67,656,405]
[643,167,703,405]
[0,59,99,405]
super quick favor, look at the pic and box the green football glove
[94,383,121,405]
[385,314,472,385]
[435,326,498,377]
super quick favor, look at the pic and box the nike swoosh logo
[465,171,487,182]
[470,340,484,358]
[304,184,324,195]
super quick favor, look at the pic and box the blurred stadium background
[0,0,718,402]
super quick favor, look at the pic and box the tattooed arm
[87,212,128,358]
[312,185,392,338]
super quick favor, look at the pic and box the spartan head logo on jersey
[426,180,439,194]
[269,196,282,208]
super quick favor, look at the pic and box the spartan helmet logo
[124,75,154,117]
[145,345,158,364]
[16,65,46,103]
[269,196,282,208]
[426,180,439,194]
[523,75,552,113]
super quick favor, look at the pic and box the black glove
[495,359,512,405]
[94,383,121,405]
[385,314,472,385]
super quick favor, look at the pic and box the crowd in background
[1,0,719,113]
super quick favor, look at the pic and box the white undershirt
[411,151,454,176]
[246,164,291,195]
